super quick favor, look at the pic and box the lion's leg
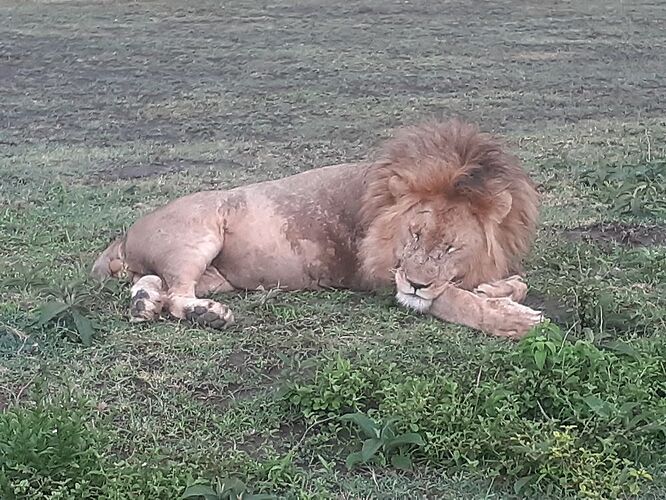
[130,275,166,323]
[473,275,528,303]
[428,285,543,339]
[161,247,235,330]
[195,266,235,297]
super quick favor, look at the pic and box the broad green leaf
[246,495,277,500]
[219,477,246,494]
[534,349,547,370]
[544,341,557,354]
[340,413,379,438]
[71,309,95,346]
[604,340,640,359]
[361,437,383,462]
[583,395,612,418]
[181,484,219,500]
[385,432,425,450]
[345,451,364,470]
[380,423,396,441]
[391,453,413,470]
[514,475,534,494]
[36,301,70,326]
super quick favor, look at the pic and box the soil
[564,222,666,247]
[1,0,664,180]
[525,293,574,325]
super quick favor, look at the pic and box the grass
[283,325,665,497]
[1,0,666,498]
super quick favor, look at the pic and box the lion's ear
[388,175,409,198]
[490,190,512,224]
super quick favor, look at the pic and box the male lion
[92,119,543,338]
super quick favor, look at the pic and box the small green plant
[0,396,196,499]
[0,398,106,498]
[517,320,562,370]
[182,477,275,500]
[580,158,666,218]
[340,413,424,470]
[285,323,665,498]
[284,355,394,418]
[33,278,98,345]
[511,426,653,497]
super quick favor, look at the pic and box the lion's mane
[359,119,539,289]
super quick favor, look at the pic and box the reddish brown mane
[359,119,539,287]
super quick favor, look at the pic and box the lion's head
[359,119,539,311]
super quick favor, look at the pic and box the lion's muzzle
[394,268,441,313]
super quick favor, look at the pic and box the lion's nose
[408,279,431,290]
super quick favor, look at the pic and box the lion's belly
[215,232,359,291]
[215,240,326,290]
[213,190,364,291]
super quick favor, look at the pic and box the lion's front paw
[485,297,543,339]
[474,275,528,303]
[183,300,235,329]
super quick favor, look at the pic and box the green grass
[282,324,665,498]
[1,0,666,498]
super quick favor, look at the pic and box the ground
[0,0,665,499]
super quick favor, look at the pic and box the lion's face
[394,201,486,312]
[359,120,539,316]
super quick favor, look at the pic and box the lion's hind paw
[129,276,165,322]
[183,300,234,329]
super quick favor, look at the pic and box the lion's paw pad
[184,302,234,329]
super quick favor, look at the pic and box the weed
[283,355,395,419]
[35,302,94,345]
[580,158,666,218]
[31,277,124,346]
[0,396,196,499]
[340,413,424,470]
[181,477,275,500]
[284,323,665,498]
[0,398,107,499]
[510,427,653,497]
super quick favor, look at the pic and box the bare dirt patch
[564,222,666,247]
[2,0,665,183]
[94,159,219,181]
[525,293,573,325]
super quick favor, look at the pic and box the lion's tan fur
[360,119,538,289]
[92,118,542,337]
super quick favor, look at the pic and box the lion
[91,119,543,338]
